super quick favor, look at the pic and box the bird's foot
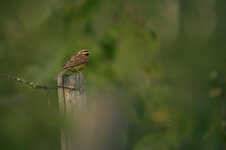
[76,70,83,77]
[79,71,83,77]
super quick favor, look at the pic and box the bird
[54,49,91,80]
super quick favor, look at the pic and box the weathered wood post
[57,74,86,150]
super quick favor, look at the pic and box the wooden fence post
[57,74,86,150]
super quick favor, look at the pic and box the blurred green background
[0,0,225,150]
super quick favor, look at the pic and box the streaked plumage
[54,50,90,80]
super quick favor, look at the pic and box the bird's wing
[63,56,87,69]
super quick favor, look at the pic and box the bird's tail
[54,69,67,80]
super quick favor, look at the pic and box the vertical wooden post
[57,74,86,150]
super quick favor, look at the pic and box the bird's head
[77,49,91,57]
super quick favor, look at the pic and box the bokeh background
[0,0,225,150]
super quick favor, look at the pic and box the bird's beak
[88,52,91,54]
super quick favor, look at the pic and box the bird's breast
[71,64,87,71]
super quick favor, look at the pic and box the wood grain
[57,74,86,150]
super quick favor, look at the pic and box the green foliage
[0,0,225,150]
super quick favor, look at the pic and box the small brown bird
[54,49,91,80]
